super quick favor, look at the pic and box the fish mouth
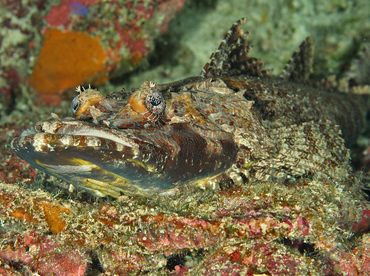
[11,119,170,197]
[11,117,238,197]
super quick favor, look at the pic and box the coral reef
[0,0,185,105]
[0,177,369,274]
[1,0,370,275]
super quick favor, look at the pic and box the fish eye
[145,89,165,115]
[71,96,80,115]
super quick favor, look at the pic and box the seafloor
[1,0,370,275]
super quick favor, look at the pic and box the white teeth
[59,135,75,147]
[32,133,48,152]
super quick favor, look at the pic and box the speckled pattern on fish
[11,19,370,197]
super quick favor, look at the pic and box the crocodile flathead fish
[11,19,370,197]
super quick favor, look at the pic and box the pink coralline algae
[46,0,97,27]
[0,231,88,275]
[0,177,369,274]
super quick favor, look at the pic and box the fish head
[12,79,274,197]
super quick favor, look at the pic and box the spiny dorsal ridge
[280,36,314,83]
[201,18,270,78]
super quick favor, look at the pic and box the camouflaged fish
[11,19,370,197]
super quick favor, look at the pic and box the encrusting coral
[29,28,108,94]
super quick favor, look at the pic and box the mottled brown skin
[10,19,369,197]
[221,75,368,146]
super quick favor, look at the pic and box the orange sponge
[30,28,108,94]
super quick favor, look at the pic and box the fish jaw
[11,119,238,197]
[10,119,169,197]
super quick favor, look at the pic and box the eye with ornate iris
[145,88,165,115]
[70,96,80,115]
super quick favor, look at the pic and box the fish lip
[20,118,141,150]
[19,117,75,137]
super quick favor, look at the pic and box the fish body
[11,19,369,197]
